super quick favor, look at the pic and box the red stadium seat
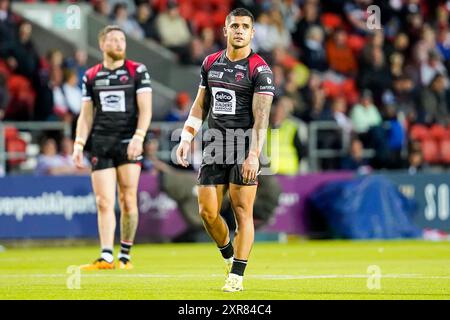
[321,13,343,30]
[192,11,213,33]
[6,137,27,167]
[421,138,440,163]
[409,124,431,141]
[4,126,19,140]
[440,138,450,164]
[322,80,341,97]
[430,124,448,141]
[347,34,366,54]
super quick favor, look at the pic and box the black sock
[218,241,234,259]
[230,258,247,276]
[119,241,132,261]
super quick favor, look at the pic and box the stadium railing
[308,121,375,172]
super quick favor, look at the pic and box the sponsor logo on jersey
[116,69,127,75]
[235,71,245,82]
[224,68,234,73]
[95,79,110,86]
[108,74,118,79]
[97,71,110,77]
[235,64,246,71]
[257,65,271,73]
[120,75,129,83]
[215,92,233,102]
[99,90,126,112]
[209,71,224,79]
[212,87,236,115]
[258,85,275,90]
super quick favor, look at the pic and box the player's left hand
[127,137,143,161]
[242,152,259,184]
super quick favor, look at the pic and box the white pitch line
[0,274,450,280]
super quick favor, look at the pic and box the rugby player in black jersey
[176,8,275,292]
[72,26,152,270]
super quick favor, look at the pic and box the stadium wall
[0,172,449,240]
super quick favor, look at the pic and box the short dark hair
[98,25,125,42]
[226,8,255,25]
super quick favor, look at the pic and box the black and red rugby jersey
[199,50,275,133]
[82,60,152,138]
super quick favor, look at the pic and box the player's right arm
[72,74,94,168]
[176,87,207,167]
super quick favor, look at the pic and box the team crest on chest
[120,75,129,83]
[235,72,245,82]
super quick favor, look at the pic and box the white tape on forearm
[180,130,194,143]
[185,116,202,132]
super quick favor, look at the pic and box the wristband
[180,116,202,143]
[133,134,145,142]
[180,130,194,143]
[74,143,84,151]
[75,137,85,146]
[135,129,146,138]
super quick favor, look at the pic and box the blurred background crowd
[2,0,450,176]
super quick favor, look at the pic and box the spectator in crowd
[404,141,426,175]
[301,25,328,72]
[62,69,82,117]
[92,0,110,17]
[326,28,357,76]
[357,46,392,104]
[279,0,301,34]
[385,74,418,124]
[384,103,406,168]
[344,0,373,35]
[389,52,405,78]
[301,72,327,122]
[268,9,292,51]
[64,49,87,88]
[155,1,192,63]
[111,2,144,40]
[0,0,18,59]
[200,27,220,57]
[419,73,450,125]
[420,50,448,87]
[14,21,39,78]
[252,11,272,53]
[292,1,322,48]
[60,136,90,173]
[340,137,372,174]
[266,96,305,175]
[330,95,353,135]
[134,2,158,40]
[385,32,410,61]
[164,91,191,122]
[51,65,69,121]
[35,137,77,175]
[350,89,382,135]
[0,72,8,120]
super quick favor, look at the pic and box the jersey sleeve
[199,58,208,89]
[81,73,93,102]
[253,64,275,96]
[135,64,152,94]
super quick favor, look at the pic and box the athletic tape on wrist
[181,116,202,143]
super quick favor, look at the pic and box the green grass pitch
[0,240,449,299]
